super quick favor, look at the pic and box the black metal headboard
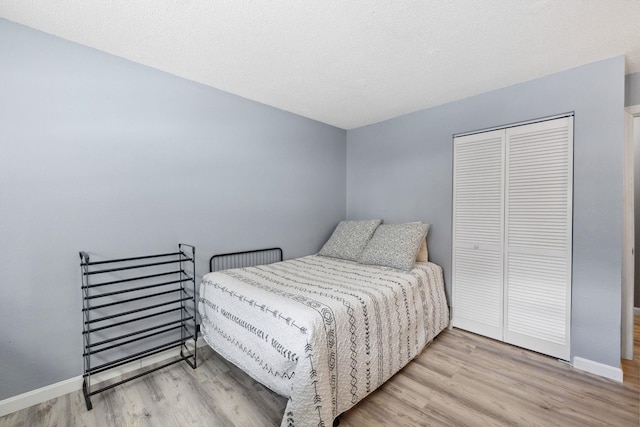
[209,247,283,272]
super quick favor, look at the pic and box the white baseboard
[572,356,623,382]
[634,307,640,316]
[0,375,83,418]
[0,340,206,418]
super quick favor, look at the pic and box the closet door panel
[452,247,503,339]
[505,252,569,358]
[452,130,504,340]
[504,117,572,360]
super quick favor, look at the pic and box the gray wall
[625,72,640,107]
[347,56,625,368]
[0,19,346,400]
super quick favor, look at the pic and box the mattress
[198,255,449,427]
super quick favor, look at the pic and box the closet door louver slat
[452,130,505,340]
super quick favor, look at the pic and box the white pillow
[416,238,429,262]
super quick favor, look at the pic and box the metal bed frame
[209,247,283,272]
[80,243,197,410]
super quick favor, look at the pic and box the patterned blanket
[198,255,449,427]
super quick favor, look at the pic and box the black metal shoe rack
[80,244,197,410]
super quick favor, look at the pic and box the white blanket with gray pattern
[198,255,449,427]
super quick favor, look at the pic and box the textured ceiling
[2,0,640,129]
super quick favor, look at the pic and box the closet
[452,116,573,360]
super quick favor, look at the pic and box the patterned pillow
[357,222,429,271]
[318,220,382,261]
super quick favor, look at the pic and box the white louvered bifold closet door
[504,117,573,360]
[452,130,505,340]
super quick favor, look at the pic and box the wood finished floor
[2,320,638,427]
[621,314,640,394]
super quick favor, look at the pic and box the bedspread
[198,255,449,427]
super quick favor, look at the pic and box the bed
[197,221,450,427]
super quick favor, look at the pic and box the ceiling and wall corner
[1,0,639,130]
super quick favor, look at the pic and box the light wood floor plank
[621,314,640,393]
[1,320,638,427]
